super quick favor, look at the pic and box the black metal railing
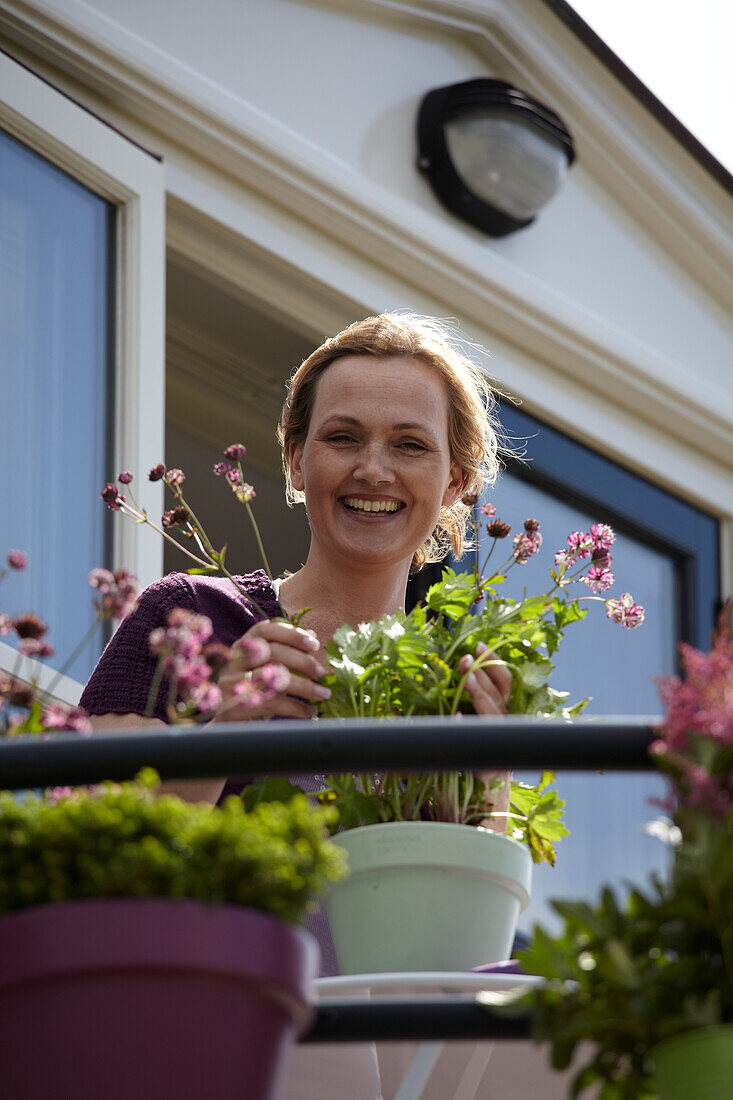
[0,715,659,790]
[0,715,661,1044]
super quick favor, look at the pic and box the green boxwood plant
[0,770,346,925]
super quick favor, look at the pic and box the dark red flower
[12,613,48,640]
[461,491,479,507]
[224,444,247,462]
[487,520,511,539]
[148,463,166,482]
[100,484,124,511]
[203,641,232,674]
[524,518,540,532]
[8,682,33,708]
[161,507,189,529]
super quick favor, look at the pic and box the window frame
[0,51,165,704]
[499,404,720,651]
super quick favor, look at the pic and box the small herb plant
[493,610,733,1099]
[0,769,346,924]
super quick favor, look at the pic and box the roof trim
[541,0,733,196]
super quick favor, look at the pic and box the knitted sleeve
[79,573,196,723]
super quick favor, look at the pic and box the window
[0,53,165,703]
[461,404,720,928]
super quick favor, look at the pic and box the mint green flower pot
[324,822,531,973]
[653,1025,733,1100]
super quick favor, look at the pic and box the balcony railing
[0,715,661,1043]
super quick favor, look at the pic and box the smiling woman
[80,314,513,983]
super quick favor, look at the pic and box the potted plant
[95,455,643,975]
[0,766,345,1099]
[1,548,346,1100]
[495,605,733,1100]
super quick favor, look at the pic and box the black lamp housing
[417,78,576,237]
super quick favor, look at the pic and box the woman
[81,312,512,954]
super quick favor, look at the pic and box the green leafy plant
[0,769,346,925]
[492,608,733,1098]
[310,513,642,863]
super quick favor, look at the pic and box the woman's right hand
[215,620,331,722]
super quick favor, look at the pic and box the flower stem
[245,502,273,581]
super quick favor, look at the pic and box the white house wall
[1,0,731,583]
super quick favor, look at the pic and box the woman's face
[288,355,464,573]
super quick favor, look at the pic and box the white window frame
[0,52,165,704]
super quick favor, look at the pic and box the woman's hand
[215,620,331,723]
[459,641,513,834]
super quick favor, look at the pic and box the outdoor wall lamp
[417,78,575,237]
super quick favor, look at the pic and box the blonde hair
[277,313,504,573]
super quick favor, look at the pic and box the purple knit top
[79,570,339,976]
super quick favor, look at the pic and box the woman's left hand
[459,641,512,716]
[459,642,513,833]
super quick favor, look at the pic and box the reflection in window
[0,129,113,686]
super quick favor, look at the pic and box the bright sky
[570,0,733,177]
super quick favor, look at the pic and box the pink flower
[88,568,139,620]
[168,609,213,646]
[605,592,645,628]
[0,613,11,635]
[590,522,615,551]
[565,531,594,562]
[582,565,615,593]
[234,635,270,665]
[19,639,55,658]
[554,550,570,569]
[164,468,186,487]
[232,680,265,709]
[255,662,290,694]
[512,529,542,565]
[43,705,70,730]
[45,786,77,805]
[213,462,230,477]
[189,682,222,712]
[117,471,133,484]
[225,468,256,503]
[42,705,92,734]
[6,550,27,570]
[224,443,247,462]
[480,503,497,518]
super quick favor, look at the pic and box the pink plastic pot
[0,898,318,1099]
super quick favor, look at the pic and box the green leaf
[240,777,305,812]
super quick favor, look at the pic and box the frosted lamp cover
[444,114,569,221]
